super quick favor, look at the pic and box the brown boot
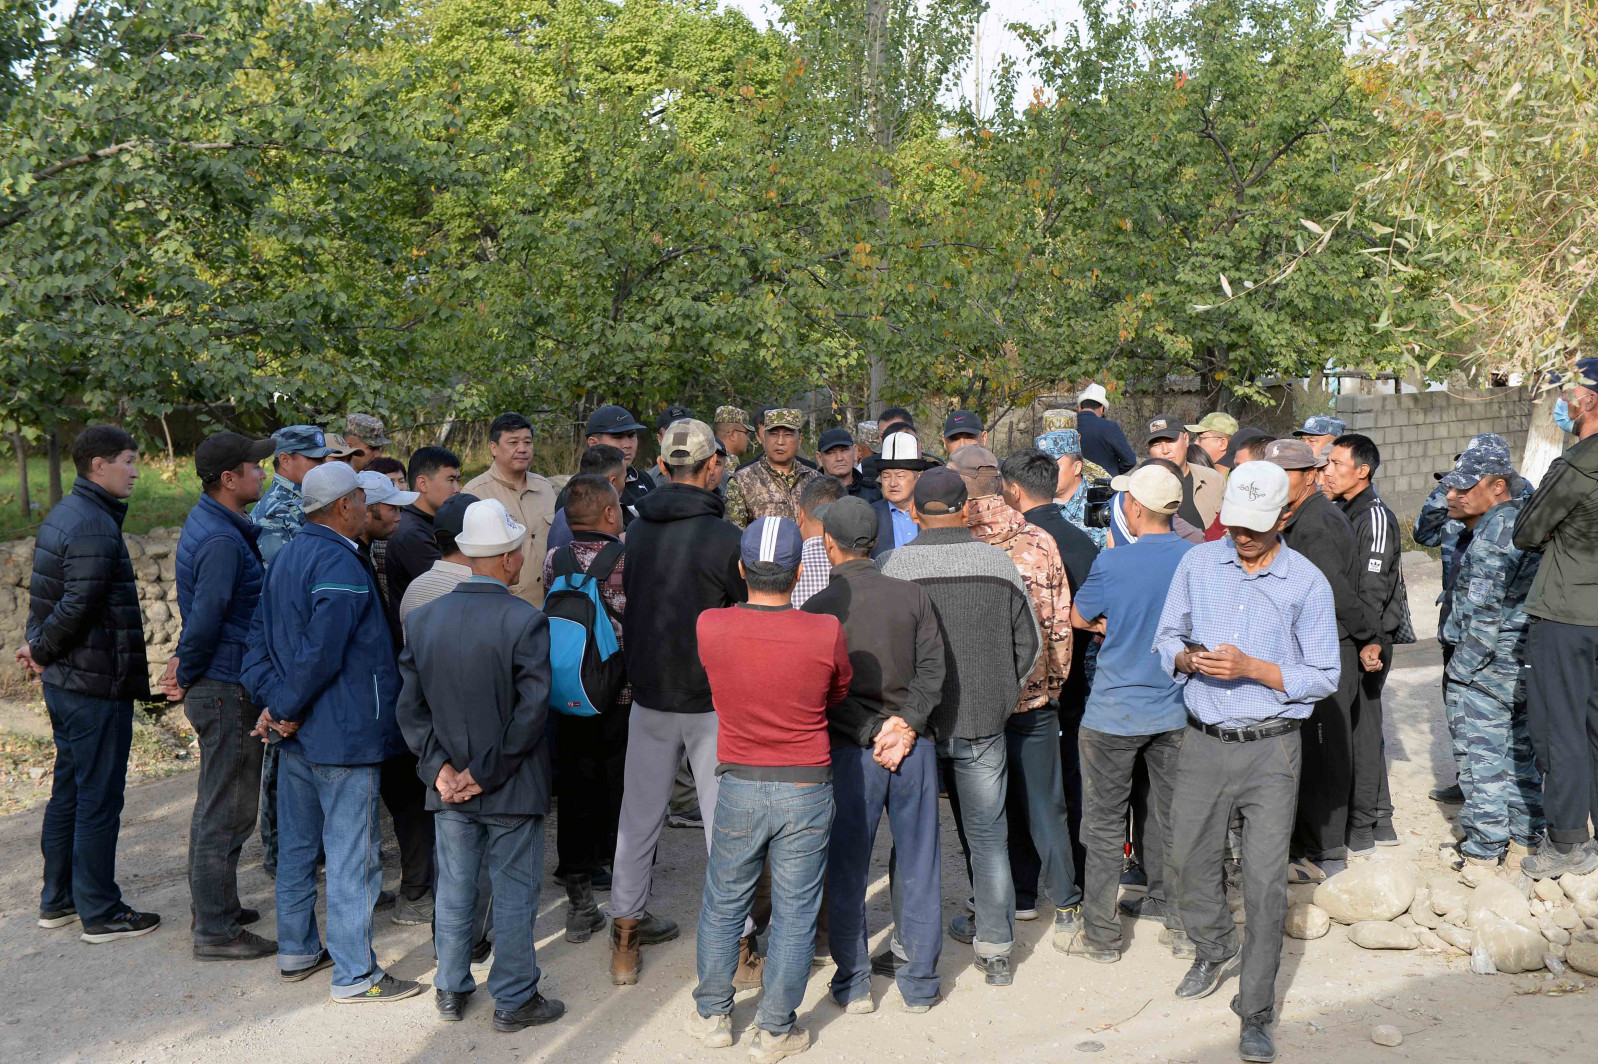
[734,934,765,991]
[610,918,640,986]
[1504,840,1536,880]
[1458,855,1501,888]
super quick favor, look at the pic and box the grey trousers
[1168,725,1302,1025]
[609,705,721,920]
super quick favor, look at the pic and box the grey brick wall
[1335,388,1531,525]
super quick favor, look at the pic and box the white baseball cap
[455,499,527,558]
[1219,461,1290,532]
[355,470,419,508]
[1078,383,1109,406]
[1110,464,1182,514]
[301,461,360,514]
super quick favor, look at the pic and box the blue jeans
[695,776,833,1035]
[827,738,942,1007]
[274,747,385,997]
[1004,707,1080,909]
[40,685,133,925]
[939,733,1014,958]
[434,810,545,1010]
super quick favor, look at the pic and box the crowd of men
[19,363,1598,1063]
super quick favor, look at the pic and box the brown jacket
[463,465,557,606]
[967,495,1071,711]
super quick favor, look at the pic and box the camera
[1083,479,1115,529]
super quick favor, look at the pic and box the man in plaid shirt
[790,477,847,607]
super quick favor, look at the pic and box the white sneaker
[748,1027,810,1062]
[686,1011,733,1048]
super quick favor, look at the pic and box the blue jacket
[870,496,917,560]
[241,523,406,765]
[175,494,264,688]
[1077,410,1137,476]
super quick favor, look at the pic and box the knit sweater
[878,525,1041,740]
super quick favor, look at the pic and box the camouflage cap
[1186,412,1240,436]
[763,407,804,432]
[344,412,391,446]
[1035,429,1082,458]
[855,421,880,448]
[1041,408,1078,433]
[1293,415,1347,438]
[1439,446,1516,490]
[660,418,717,466]
[714,405,754,429]
[1463,433,1512,463]
[273,424,334,458]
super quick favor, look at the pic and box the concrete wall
[1335,387,1531,523]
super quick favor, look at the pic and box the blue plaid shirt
[1153,537,1340,726]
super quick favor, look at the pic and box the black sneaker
[1175,957,1233,999]
[975,954,1012,986]
[1521,840,1598,880]
[870,949,903,977]
[493,993,565,1032]
[372,889,396,912]
[38,905,78,929]
[335,973,424,1004]
[436,988,472,1022]
[947,913,975,944]
[1118,895,1170,921]
[194,929,277,961]
[280,949,334,982]
[80,910,161,943]
[1120,860,1148,888]
[239,908,262,926]
[1429,782,1465,804]
[1373,822,1400,847]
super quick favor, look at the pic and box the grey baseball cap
[355,470,419,508]
[820,495,878,551]
[301,461,360,513]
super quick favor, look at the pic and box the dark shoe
[870,948,903,977]
[1521,840,1598,880]
[975,954,1012,986]
[635,910,679,945]
[734,933,765,990]
[38,905,77,929]
[666,809,703,830]
[238,908,262,926]
[1429,782,1465,804]
[1175,957,1233,999]
[194,929,277,961]
[1118,895,1170,921]
[335,973,423,1003]
[1162,928,1198,959]
[1374,821,1400,847]
[80,910,161,943]
[1069,937,1121,963]
[1346,829,1375,858]
[280,949,334,982]
[493,993,565,1031]
[1120,860,1148,888]
[564,875,606,944]
[591,865,613,891]
[435,988,471,1022]
[471,938,493,964]
[610,918,640,985]
[392,891,434,926]
[1239,1021,1276,1062]
[372,889,396,912]
[947,913,975,944]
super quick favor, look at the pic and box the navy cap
[432,492,480,541]
[195,432,278,480]
[1439,447,1515,490]
[942,409,985,439]
[740,517,804,568]
[1293,415,1347,438]
[913,466,968,515]
[585,405,645,435]
[273,424,334,458]
[818,427,855,453]
[655,405,693,432]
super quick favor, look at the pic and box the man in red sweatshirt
[689,517,852,1062]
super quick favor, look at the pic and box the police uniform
[724,409,819,527]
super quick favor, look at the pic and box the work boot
[1457,855,1501,888]
[1503,840,1536,880]
[734,933,766,990]
[1521,839,1598,880]
[610,918,640,985]
[686,1010,734,1048]
[975,954,1012,986]
[1429,782,1465,804]
[1239,1021,1276,1062]
[564,874,606,944]
[1051,905,1083,953]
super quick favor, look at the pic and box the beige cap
[660,418,717,466]
[1110,465,1182,515]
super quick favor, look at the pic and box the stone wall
[0,528,185,692]
[1335,387,1532,523]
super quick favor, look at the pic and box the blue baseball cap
[273,424,334,458]
[1462,433,1512,463]
[740,517,804,568]
[1293,415,1346,438]
[1035,429,1081,458]
[585,405,645,435]
[1439,446,1516,490]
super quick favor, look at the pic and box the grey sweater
[878,526,1041,740]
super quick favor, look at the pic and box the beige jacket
[1190,464,1226,528]
[462,465,557,606]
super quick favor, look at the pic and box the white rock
[1470,943,1498,975]
[1393,912,1417,931]
[1436,925,1475,953]
[1371,1025,1403,1047]
[1567,940,1598,977]
[1467,877,1533,930]
[1429,877,1471,917]
[1475,919,1548,974]
[1284,903,1330,940]
[1416,929,1450,953]
[1576,896,1598,920]
[1550,905,1582,930]
[1545,953,1568,977]
[1315,861,1418,924]
[1539,919,1572,946]
[1533,878,1568,904]
[1409,903,1441,930]
[1348,922,1420,950]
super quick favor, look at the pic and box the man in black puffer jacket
[19,426,159,944]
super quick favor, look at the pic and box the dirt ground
[1,558,1593,1064]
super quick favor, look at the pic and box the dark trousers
[1012,698,1086,908]
[555,706,630,877]
[1292,641,1359,861]
[185,680,265,945]
[40,685,133,925]
[827,738,942,1009]
[260,743,280,876]
[1080,726,1183,949]
[1348,644,1395,837]
[1169,726,1301,1025]
[379,752,434,900]
[999,708,1080,910]
[1526,619,1598,846]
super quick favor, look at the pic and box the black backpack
[543,541,627,716]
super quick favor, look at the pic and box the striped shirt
[791,536,832,606]
[1153,537,1340,726]
[399,559,473,629]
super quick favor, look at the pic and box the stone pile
[1282,856,1598,977]
[0,529,185,694]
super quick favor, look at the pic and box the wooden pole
[46,427,62,505]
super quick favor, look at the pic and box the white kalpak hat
[1078,383,1109,406]
[456,499,527,558]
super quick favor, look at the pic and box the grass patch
[0,457,202,541]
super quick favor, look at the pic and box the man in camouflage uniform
[724,408,819,527]
[341,413,391,473]
[1438,446,1545,880]
[1036,425,1110,548]
[713,406,753,478]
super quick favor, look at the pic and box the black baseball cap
[942,409,985,439]
[818,427,855,453]
[585,405,645,435]
[195,432,278,481]
[1144,414,1183,445]
[655,405,693,431]
[432,493,480,544]
[913,466,968,515]
[821,495,878,550]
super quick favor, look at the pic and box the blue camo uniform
[1411,433,1530,623]
[1439,498,1545,859]
[253,475,307,568]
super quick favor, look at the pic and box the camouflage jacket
[968,494,1071,710]
[1057,476,1108,549]
[252,475,306,568]
[1440,499,1540,699]
[724,456,819,528]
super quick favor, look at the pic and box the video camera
[1082,478,1115,529]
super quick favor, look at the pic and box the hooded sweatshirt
[1513,432,1598,626]
[622,482,747,712]
[967,495,1072,711]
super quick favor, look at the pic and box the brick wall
[1335,388,1532,523]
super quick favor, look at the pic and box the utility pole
[865,0,891,417]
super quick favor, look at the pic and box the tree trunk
[46,427,63,505]
[1521,390,1566,487]
[11,429,29,518]
[864,0,890,418]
